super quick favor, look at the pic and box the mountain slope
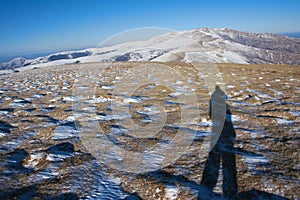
[0,57,26,70]
[1,28,300,72]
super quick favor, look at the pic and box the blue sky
[0,0,299,56]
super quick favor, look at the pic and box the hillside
[0,62,299,199]
[1,28,300,73]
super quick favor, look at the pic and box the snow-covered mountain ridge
[1,28,300,72]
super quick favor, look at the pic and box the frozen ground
[0,62,299,199]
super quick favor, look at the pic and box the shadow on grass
[146,86,289,200]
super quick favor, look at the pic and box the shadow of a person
[143,86,288,199]
[201,85,238,199]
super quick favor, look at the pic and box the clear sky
[0,0,299,56]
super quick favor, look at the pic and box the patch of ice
[0,131,7,137]
[102,85,114,89]
[87,97,111,103]
[9,100,30,108]
[3,96,11,101]
[123,97,141,103]
[135,106,161,116]
[226,85,235,89]
[228,114,241,122]
[83,160,135,199]
[165,185,179,200]
[0,110,9,115]
[169,92,183,97]
[47,104,56,109]
[243,154,269,174]
[216,81,224,85]
[38,167,60,179]
[198,118,212,127]
[244,155,268,164]
[111,177,121,185]
[24,153,45,168]
[46,153,73,162]
[65,113,85,121]
[142,151,165,170]
[50,97,59,102]
[291,111,299,117]
[52,126,78,140]
[247,89,271,99]
[0,132,36,153]
[268,88,283,96]
[111,126,127,135]
[63,96,76,102]
[276,118,294,125]
[81,105,98,112]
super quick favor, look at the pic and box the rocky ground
[0,62,299,199]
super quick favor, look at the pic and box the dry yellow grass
[0,62,299,199]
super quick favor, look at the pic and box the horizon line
[1,28,300,63]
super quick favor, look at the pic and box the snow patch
[165,185,179,200]
[52,126,78,140]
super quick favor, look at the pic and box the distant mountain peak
[1,28,300,73]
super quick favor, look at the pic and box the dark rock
[46,142,75,153]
